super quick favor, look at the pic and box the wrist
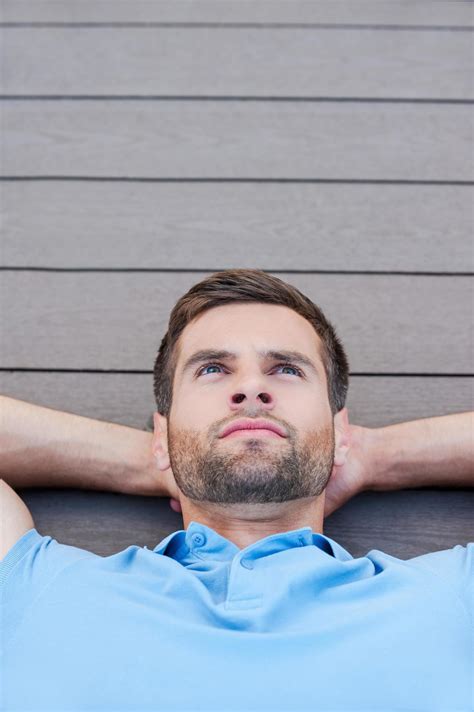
[370,413,474,491]
[341,424,384,495]
[367,419,439,492]
[363,424,406,492]
[118,429,169,497]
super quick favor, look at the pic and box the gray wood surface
[1,272,472,373]
[0,372,472,429]
[2,1,473,26]
[3,182,472,272]
[19,488,474,559]
[4,101,472,180]
[1,0,472,560]
[3,27,472,99]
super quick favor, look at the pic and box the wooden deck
[1,0,473,558]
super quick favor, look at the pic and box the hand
[165,466,182,513]
[161,467,182,512]
[323,424,374,518]
[143,461,182,513]
[125,437,183,511]
[169,495,182,513]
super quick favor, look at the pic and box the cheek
[285,388,331,423]
[171,384,219,428]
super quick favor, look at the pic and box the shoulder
[405,543,473,615]
[407,542,473,579]
[0,518,97,592]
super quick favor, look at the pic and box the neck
[179,494,325,549]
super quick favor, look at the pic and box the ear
[333,407,351,467]
[151,412,171,471]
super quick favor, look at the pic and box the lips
[219,418,288,439]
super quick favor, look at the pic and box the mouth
[219,419,288,439]
[222,427,284,439]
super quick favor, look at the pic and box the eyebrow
[180,349,320,377]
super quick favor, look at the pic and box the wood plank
[3,101,472,180]
[0,372,471,429]
[3,182,472,272]
[2,1,472,27]
[0,272,471,373]
[18,487,474,559]
[3,27,472,99]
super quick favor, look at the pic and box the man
[1,269,472,711]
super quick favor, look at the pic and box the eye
[274,363,304,377]
[196,362,226,376]
[195,361,304,378]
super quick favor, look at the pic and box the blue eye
[197,363,224,376]
[196,362,303,377]
[275,364,303,376]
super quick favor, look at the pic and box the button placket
[240,558,254,570]
[191,533,206,547]
[225,555,263,610]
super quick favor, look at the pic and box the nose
[228,377,275,411]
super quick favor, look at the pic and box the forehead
[175,303,324,368]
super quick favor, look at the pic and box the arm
[0,395,177,499]
[324,411,473,517]
[368,411,473,492]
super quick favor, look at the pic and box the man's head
[151,270,350,516]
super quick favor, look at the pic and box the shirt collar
[153,521,353,565]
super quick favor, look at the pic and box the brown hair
[153,269,349,416]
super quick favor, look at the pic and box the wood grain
[3,182,472,272]
[3,27,472,99]
[2,1,472,26]
[3,101,472,180]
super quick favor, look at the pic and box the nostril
[259,393,271,404]
[232,393,245,404]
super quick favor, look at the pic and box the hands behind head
[324,424,374,519]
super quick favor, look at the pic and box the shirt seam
[0,529,41,588]
[409,558,473,627]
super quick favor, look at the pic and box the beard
[167,417,335,505]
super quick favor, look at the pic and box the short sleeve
[407,542,473,620]
[0,528,96,649]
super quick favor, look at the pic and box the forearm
[0,395,162,496]
[368,412,473,491]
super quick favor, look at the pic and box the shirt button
[240,558,254,570]
[191,533,206,547]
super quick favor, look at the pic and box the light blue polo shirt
[1,522,472,712]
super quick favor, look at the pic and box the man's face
[161,303,337,505]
